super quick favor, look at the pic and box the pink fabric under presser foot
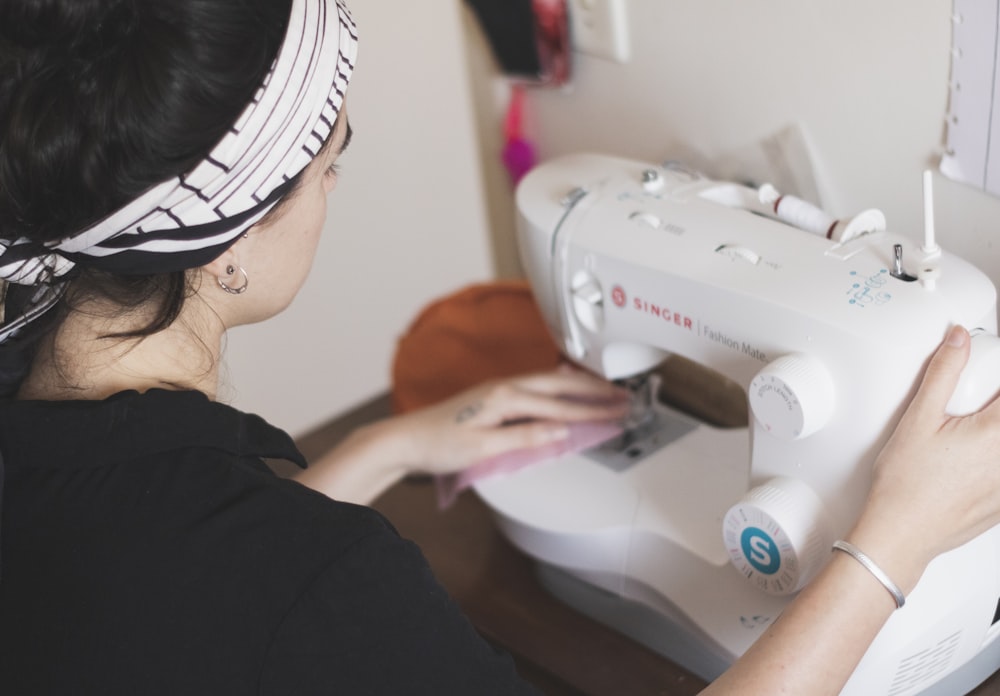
[435,419,623,509]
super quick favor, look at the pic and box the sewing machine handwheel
[748,353,835,440]
[945,329,1000,416]
[723,477,829,595]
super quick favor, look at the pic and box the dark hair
[0,0,298,389]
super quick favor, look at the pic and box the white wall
[469,0,1000,288]
[222,0,494,437]
[221,1,1000,437]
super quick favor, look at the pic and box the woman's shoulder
[0,388,306,470]
[1,386,402,567]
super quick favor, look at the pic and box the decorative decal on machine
[611,285,627,308]
[846,269,892,308]
[741,527,781,575]
[631,296,695,330]
[704,326,768,362]
[739,615,774,630]
[609,283,693,330]
[611,283,767,361]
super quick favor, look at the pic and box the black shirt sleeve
[258,527,541,695]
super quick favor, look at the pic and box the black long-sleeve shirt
[0,389,537,694]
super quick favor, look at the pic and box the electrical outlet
[567,0,630,63]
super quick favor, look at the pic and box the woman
[1,1,999,694]
[0,1,626,693]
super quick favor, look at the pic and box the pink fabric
[435,420,623,509]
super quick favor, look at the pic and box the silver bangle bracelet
[832,540,906,609]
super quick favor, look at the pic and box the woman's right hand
[393,364,630,477]
[296,364,629,506]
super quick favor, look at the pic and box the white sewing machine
[474,152,1000,695]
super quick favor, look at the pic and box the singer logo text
[632,297,694,330]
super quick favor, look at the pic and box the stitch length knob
[749,353,835,440]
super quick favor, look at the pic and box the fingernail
[947,325,968,347]
[546,425,570,442]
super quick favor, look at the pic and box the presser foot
[588,404,698,473]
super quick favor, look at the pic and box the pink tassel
[501,85,537,185]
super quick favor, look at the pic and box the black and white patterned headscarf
[0,0,357,582]
[0,0,358,344]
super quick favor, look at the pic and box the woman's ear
[197,245,249,300]
[203,247,240,283]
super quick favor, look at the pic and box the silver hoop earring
[218,265,249,295]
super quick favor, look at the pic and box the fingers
[443,365,627,427]
[509,364,627,397]
[475,420,571,461]
[906,325,970,424]
[475,380,629,426]
[486,388,626,425]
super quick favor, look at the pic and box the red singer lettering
[632,297,694,330]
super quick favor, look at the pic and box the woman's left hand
[395,364,630,476]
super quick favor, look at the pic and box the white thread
[774,195,836,236]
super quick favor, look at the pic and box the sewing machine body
[474,153,1000,694]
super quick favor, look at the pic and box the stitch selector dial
[723,477,829,595]
[749,353,835,440]
[946,330,1000,416]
